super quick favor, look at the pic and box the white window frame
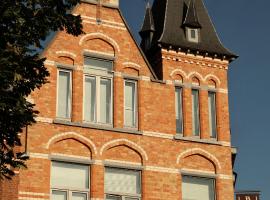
[83,57,114,126]
[175,87,184,134]
[186,27,199,43]
[104,167,142,200]
[50,161,90,200]
[182,175,216,200]
[124,80,138,129]
[56,68,72,120]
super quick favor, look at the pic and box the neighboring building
[0,0,238,200]
[235,191,261,200]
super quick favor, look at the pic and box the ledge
[53,119,142,136]
[174,134,225,146]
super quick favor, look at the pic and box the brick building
[0,0,238,200]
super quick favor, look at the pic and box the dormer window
[186,27,199,43]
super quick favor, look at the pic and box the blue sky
[119,0,270,199]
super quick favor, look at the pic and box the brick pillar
[72,70,83,122]
[183,87,192,137]
[199,90,210,139]
[91,164,104,199]
[113,76,123,128]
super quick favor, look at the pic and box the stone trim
[83,49,115,60]
[181,168,216,178]
[142,131,174,139]
[19,197,49,200]
[174,134,229,146]
[50,153,92,164]
[55,51,77,59]
[19,192,49,197]
[104,159,143,170]
[29,153,49,159]
[122,62,142,69]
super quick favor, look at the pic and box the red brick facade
[1,1,236,200]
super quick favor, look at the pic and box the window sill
[174,134,222,146]
[53,119,142,136]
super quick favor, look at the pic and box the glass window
[175,87,183,134]
[57,70,71,119]
[124,80,137,128]
[192,89,200,136]
[208,92,217,138]
[105,168,141,200]
[51,161,89,200]
[186,28,199,43]
[83,57,113,125]
[182,176,215,200]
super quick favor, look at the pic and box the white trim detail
[105,159,142,166]
[187,71,205,81]
[181,168,215,175]
[19,192,49,197]
[170,69,188,79]
[79,33,120,53]
[44,60,55,66]
[176,148,222,170]
[29,153,50,159]
[142,131,174,139]
[84,49,115,58]
[46,132,98,155]
[50,153,91,161]
[217,174,233,180]
[204,74,221,85]
[122,62,142,69]
[145,166,179,174]
[100,139,148,161]
[19,197,49,200]
[55,51,77,59]
[35,117,53,123]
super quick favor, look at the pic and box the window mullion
[96,76,101,123]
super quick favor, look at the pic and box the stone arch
[204,74,221,86]
[46,132,97,155]
[176,148,221,172]
[187,72,204,83]
[122,62,142,70]
[83,38,115,56]
[170,69,188,81]
[100,139,148,162]
[79,33,120,53]
[56,51,77,59]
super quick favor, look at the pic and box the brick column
[91,164,104,199]
[113,76,124,128]
[183,87,192,137]
[199,89,210,139]
[72,70,83,122]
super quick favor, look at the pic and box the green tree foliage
[0,0,84,179]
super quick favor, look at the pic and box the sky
[119,0,270,199]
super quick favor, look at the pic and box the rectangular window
[83,57,113,125]
[175,87,183,134]
[51,161,89,200]
[124,80,137,128]
[208,92,217,138]
[182,176,215,200]
[105,168,141,200]
[192,89,200,136]
[57,70,72,119]
[186,28,199,43]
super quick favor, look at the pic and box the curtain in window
[57,71,71,118]
[125,81,136,127]
[182,176,215,200]
[84,76,96,122]
[105,168,141,195]
[100,79,111,124]
[51,162,89,189]
[208,92,217,138]
[175,88,183,133]
[192,90,200,136]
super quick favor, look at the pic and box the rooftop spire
[183,0,201,28]
[139,2,155,35]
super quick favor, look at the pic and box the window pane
[125,198,140,200]
[106,195,121,200]
[72,192,87,200]
[51,162,89,189]
[192,90,200,136]
[84,57,113,71]
[52,190,67,200]
[175,88,183,133]
[100,79,112,124]
[125,81,136,127]
[57,71,71,118]
[182,176,215,200]
[84,76,96,122]
[208,92,217,138]
[105,168,141,195]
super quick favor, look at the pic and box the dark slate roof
[139,2,155,35]
[183,0,201,28]
[151,0,237,59]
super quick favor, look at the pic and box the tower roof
[140,2,155,35]
[151,0,237,60]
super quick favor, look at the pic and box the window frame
[186,27,200,43]
[104,167,142,200]
[208,91,218,139]
[175,86,184,134]
[124,79,138,129]
[191,88,200,137]
[83,56,114,126]
[50,161,90,200]
[56,68,72,120]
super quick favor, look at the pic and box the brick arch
[176,148,221,172]
[122,62,142,70]
[204,74,221,86]
[79,33,120,53]
[100,139,148,162]
[55,51,77,59]
[170,69,188,81]
[46,132,97,155]
[187,72,204,83]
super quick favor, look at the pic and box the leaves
[0,0,83,179]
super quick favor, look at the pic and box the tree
[0,0,84,179]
